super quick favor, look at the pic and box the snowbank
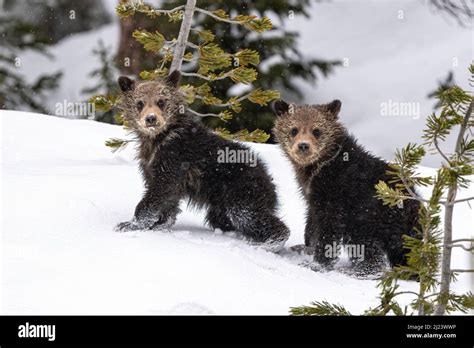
[1,111,472,314]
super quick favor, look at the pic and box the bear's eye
[136,101,144,111]
[156,99,165,109]
[290,127,298,137]
[313,128,321,137]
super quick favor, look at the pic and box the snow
[1,111,472,314]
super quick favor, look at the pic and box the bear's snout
[145,113,157,127]
[298,142,310,153]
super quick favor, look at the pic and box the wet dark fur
[115,72,290,251]
[273,100,420,273]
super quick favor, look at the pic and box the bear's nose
[145,114,157,126]
[298,142,310,152]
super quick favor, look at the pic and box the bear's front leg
[115,184,182,232]
[305,212,341,270]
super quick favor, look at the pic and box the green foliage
[290,301,351,316]
[89,95,117,113]
[214,127,270,143]
[132,29,166,52]
[198,43,232,72]
[104,137,133,152]
[291,65,474,316]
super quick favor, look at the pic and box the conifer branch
[451,196,474,204]
[187,108,223,118]
[180,71,230,81]
[398,166,431,204]
[116,2,185,18]
[195,7,247,25]
[186,41,199,49]
[434,136,451,164]
[449,244,474,251]
[451,238,474,243]
[194,7,272,32]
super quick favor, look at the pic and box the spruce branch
[449,244,474,252]
[451,196,474,204]
[450,269,474,273]
[105,137,134,152]
[451,238,474,243]
[116,2,184,19]
[194,7,272,32]
[214,128,270,143]
[290,301,351,316]
[187,108,232,120]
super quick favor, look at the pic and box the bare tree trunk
[418,213,432,315]
[435,100,473,315]
[170,0,196,72]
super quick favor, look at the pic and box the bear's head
[117,70,184,137]
[272,99,345,166]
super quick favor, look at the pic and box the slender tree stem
[435,98,473,315]
[170,0,196,72]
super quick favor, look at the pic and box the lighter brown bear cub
[272,99,420,275]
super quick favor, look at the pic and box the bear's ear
[323,99,341,119]
[165,70,181,88]
[118,76,135,92]
[272,99,290,116]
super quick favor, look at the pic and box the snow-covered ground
[1,111,472,314]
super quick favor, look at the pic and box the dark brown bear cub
[272,99,420,274]
[115,70,290,252]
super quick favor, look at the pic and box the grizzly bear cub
[272,99,420,274]
[114,70,290,252]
